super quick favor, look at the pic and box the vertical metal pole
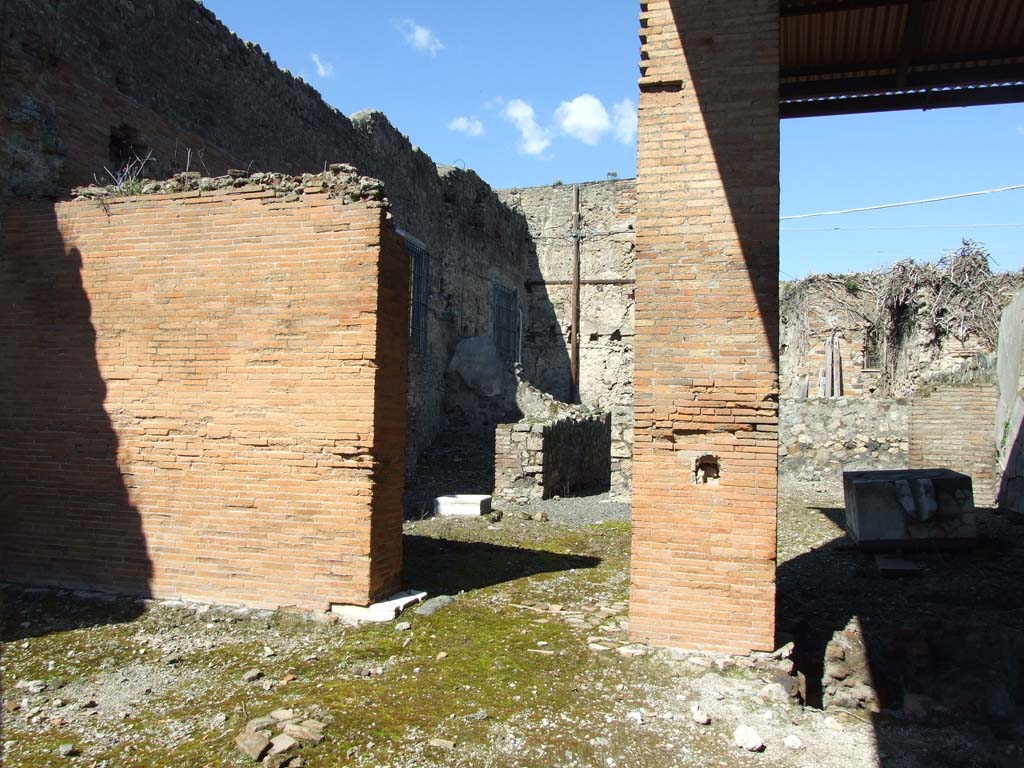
[570,184,581,403]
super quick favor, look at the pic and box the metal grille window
[493,284,518,362]
[403,234,429,354]
[862,326,882,370]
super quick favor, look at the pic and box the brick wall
[0,173,408,610]
[910,385,999,506]
[630,0,779,654]
[779,278,882,399]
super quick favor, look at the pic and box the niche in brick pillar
[693,454,720,486]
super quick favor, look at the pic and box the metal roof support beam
[781,0,909,18]
[780,63,1024,100]
[896,0,923,87]
[781,83,1024,117]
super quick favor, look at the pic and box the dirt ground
[2,480,1022,768]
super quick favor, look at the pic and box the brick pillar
[629,0,780,653]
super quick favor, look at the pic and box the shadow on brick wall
[0,201,151,636]
[670,7,780,374]
[778,503,1024,765]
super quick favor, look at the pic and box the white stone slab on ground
[330,589,427,623]
[434,494,492,517]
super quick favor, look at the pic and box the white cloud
[612,98,638,144]
[555,94,611,145]
[310,53,333,78]
[503,99,552,156]
[398,19,444,55]
[484,96,505,111]
[448,116,485,137]
[1017,125,1024,136]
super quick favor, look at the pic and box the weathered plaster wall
[2,0,535,471]
[995,289,1024,512]
[780,398,909,483]
[0,170,408,610]
[499,180,636,498]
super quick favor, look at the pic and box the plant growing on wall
[98,149,155,195]
[875,240,1021,393]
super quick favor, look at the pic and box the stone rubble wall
[781,385,1004,505]
[779,398,909,484]
[498,180,636,499]
[0,171,408,610]
[822,617,1024,721]
[494,413,611,505]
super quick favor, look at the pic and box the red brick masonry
[910,384,1000,506]
[0,180,408,611]
[630,0,780,653]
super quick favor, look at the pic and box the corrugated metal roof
[780,0,1024,116]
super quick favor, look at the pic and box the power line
[781,183,1024,220]
[783,222,1024,232]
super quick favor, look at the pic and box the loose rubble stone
[56,743,79,758]
[16,679,47,694]
[414,595,455,616]
[395,621,412,632]
[902,693,930,721]
[283,723,324,744]
[428,738,455,750]
[783,734,804,750]
[690,704,711,725]
[235,732,272,761]
[759,682,791,704]
[822,619,881,712]
[533,510,549,522]
[772,642,795,660]
[733,725,765,752]
[242,668,264,682]
[246,716,277,733]
[616,644,647,658]
[268,734,298,756]
[270,709,296,721]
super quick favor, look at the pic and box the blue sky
[203,1,1024,278]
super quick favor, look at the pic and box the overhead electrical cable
[783,223,1024,232]
[781,183,1024,220]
